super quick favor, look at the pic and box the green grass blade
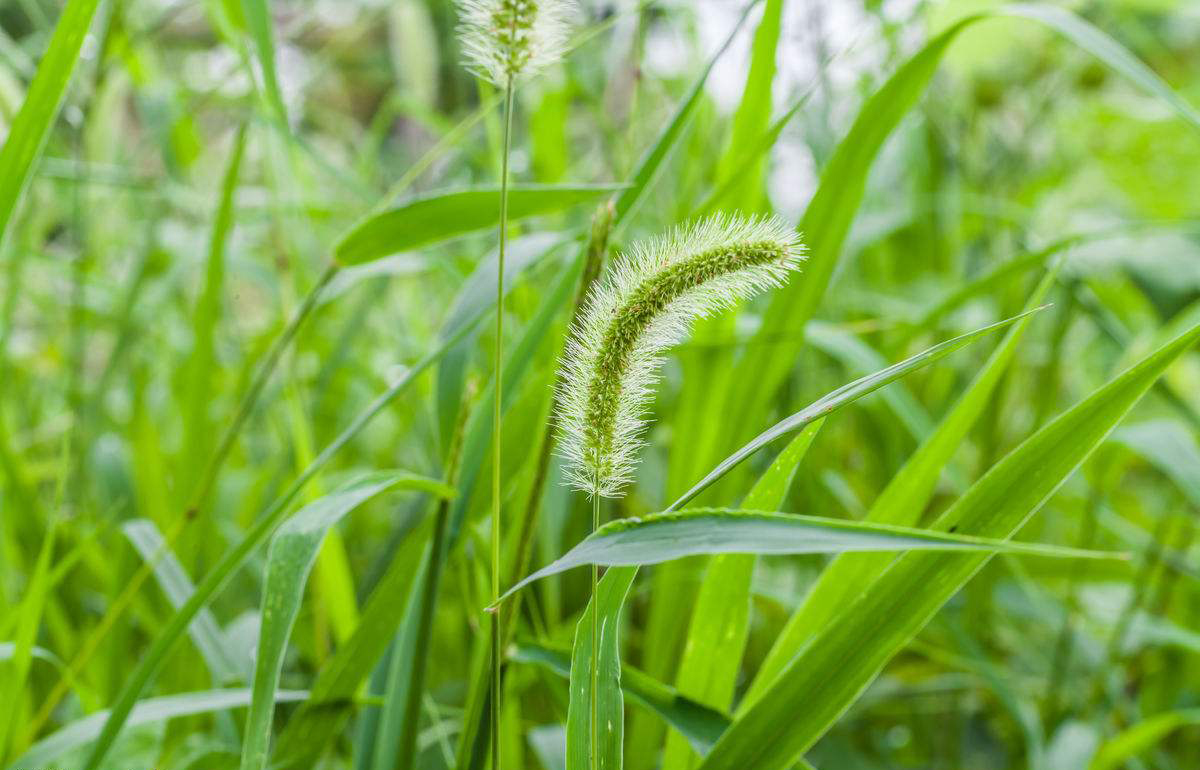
[13,688,309,770]
[503,509,1117,599]
[182,125,246,498]
[708,0,783,213]
[271,516,435,768]
[121,520,240,684]
[1088,710,1200,770]
[611,0,759,228]
[0,0,102,250]
[240,0,287,123]
[565,566,636,770]
[668,310,1042,512]
[696,320,1200,770]
[514,641,730,756]
[335,185,619,265]
[239,471,452,770]
[742,268,1058,706]
[661,420,823,770]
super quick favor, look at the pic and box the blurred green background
[4,0,1200,768]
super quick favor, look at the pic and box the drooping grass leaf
[335,185,620,265]
[239,471,453,770]
[696,320,1200,770]
[503,509,1117,599]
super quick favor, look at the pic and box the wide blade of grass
[668,310,1042,512]
[0,0,102,249]
[661,421,823,770]
[565,566,636,770]
[239,471,453,770]
[335,185,620,265]
[695,321,1200,770]
[13,688,309,769]
[742,267,1058,706]
[502,510,1116,599]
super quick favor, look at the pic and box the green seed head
[557,214,805,498]
[456,0,574,86]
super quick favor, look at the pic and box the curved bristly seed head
[556,214,806,498]
[456,0,575,86]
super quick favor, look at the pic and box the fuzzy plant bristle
[557,214,805,498]
[456,0,574,86]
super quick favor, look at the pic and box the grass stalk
[491,73,515,770]
[590,480,600,770]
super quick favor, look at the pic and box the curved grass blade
[1088,710,1200,770]
[743,267,1059,706]
[335,185,620,265]
[0,0,102,249]
[514,641,730,756]
[82,311,486,770]
[239,471,453,770]
[695,321,1200,770]
[669,310,1043,512]
[502,509,1118,600]
[12,688,308,770]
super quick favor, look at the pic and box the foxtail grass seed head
[456,0,575,86]
[557,214,805,498]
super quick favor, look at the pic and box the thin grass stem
[590,481,600,770]
[491,72,516,770]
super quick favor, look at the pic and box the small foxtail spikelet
[456,0,574,86]
[557,214,805,498]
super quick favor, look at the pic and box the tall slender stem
[491,74,515,770]
[591,484,600,770]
